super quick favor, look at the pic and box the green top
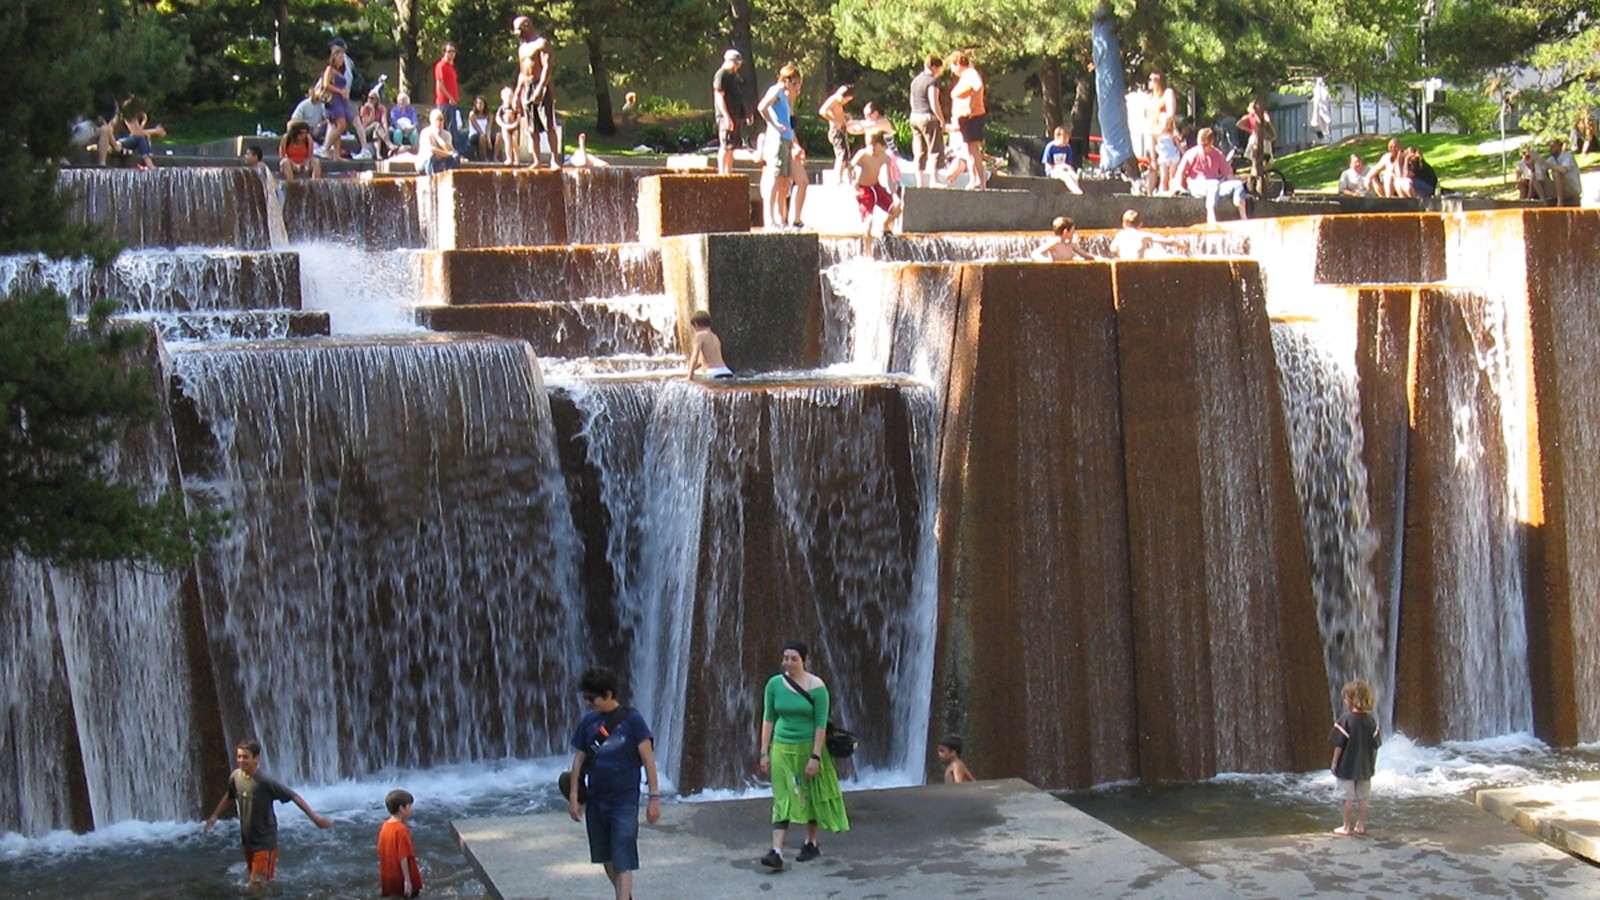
[764,673,829,745]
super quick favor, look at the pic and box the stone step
[416,301,672,358]
[1477,781,1600,864]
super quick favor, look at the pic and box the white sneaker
[354,148,372,160]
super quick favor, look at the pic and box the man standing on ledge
[513,16,557,168]
[713,49,750,175]
[433,41,462,154]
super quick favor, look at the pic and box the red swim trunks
[244,848,278,884]
[856,185,894,219]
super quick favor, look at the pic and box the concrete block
[638,174,749,242]
[420,168,567,249]
[894,187,1211,234]
[933,262,1139,789]
[435,246,662,305]
[1113,259,1326,780]
[661,232,820,372]
[284,177,423,249]
[416,302,670,358]
[562,167,668,245]
[1447,209,1600,745]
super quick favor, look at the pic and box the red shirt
[1180,144,1232,182]
[433,56,458,106]
[377,819,422,897]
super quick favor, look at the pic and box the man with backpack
[567,667,662,900]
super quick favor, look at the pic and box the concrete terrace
[453,779,1600,899]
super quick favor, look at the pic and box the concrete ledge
[452,779,1229,899]
[435,246,662,305]
[1477,781,1600,864]
[416,302,668,358]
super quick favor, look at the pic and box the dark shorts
[959,114,987,145]
[829,124,849,160]
[523,92,556,137]
[585,801,641,872]
[717,115,745,150]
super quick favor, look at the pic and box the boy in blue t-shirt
[1042,126,1084,194]
[567,666,662,900]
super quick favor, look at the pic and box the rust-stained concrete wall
[661,232,820,372]
[1114,260,1326,780]
[1446,209,1600,745]
[932,262,1139,789]
[638,175,749,243]
[415,303,667,358]
[674,382,928,792]
[422,169,568,249]
[435,246,661,305]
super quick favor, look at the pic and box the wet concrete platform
[452,778,1228,899]
[455,779,1600,899]
[1478,780,1600,865]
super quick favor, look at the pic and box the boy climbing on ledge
[1330,679,1381,836]
[686,309,732,380]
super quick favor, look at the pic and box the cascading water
[0,338,205,837]
[1271,320,1389,727]
[170,336,588,785]
[550,378,941,788]
[1404,287,1534,738]
[59,169,274,249]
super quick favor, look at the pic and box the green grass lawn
[1275,133,1598,198]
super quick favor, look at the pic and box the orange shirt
[377,819,422,897]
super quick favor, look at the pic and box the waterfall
[170,336,587,785]
[292,242,428,335]
[1271,320,1388,727]
[0,250,301,317]
[1406,287,1534,738]
[553,379,940,788]
[563,168,663,245]
[0,337,203,837]
[820,258,960,392]
[59,169,274,249]
[282,179,424,250]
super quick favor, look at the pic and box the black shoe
[760,849,783,869]
[797,842,820,862]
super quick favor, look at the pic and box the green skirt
[769,741,849,832]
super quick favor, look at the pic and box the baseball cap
[329,37,346,49]
[724,49,742,63]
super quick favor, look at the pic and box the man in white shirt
[1338,154,1371,197]
[1546,138,1583,207]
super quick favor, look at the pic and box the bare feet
[1354,826,1367,836]
[1333,826,1352,836]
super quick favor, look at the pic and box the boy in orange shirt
[378,789,423,897]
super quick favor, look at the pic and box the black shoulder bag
[559,705,632,802]
[782,674,859,759]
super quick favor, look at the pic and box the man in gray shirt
[907,54,945,188]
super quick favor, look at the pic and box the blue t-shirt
[1042,141,1075,169]
[570,707,654,805]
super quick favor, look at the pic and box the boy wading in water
[1330,679,1381,836]
[204,738,333,887]
[937,735,975,783]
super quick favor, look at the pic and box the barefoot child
[851,131,903,236]
[1330,679,1381,836]
[686,309,732,379]
[937,734,975,783]
[204,738,333,887]
[378,789,423,897]
[495,86,521,164]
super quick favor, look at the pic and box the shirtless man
[851,131,903,236]
[1147,72,1181,194]
[1364,138,1405,198]
[512,16,556,168]
[1031,216,1096,261]
[818,83,854,185]
[948,51,988,189]
[687,310,732,379]
[1109,209,1186,260]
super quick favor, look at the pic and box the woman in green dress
[757,640,849,869]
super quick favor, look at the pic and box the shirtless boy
[687,310,732,379]
[819,83,854,185]
[513,16,556,168]
[851,132,903,236]
[1031,216,1096,261]
[1109,209,1186,260]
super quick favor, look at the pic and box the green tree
[1,0,213,568]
